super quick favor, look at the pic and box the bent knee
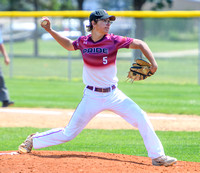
[63,129,81,142]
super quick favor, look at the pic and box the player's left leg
[106,88,165,159]
[107,88,177,166]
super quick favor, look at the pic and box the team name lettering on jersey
[82,48,108,55]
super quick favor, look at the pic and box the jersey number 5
[103,56,108,65]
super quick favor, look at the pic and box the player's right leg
[18,89,103,153]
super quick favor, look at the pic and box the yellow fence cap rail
[0,11,91,18]
[0,10,200,18]
[110,11,200,18]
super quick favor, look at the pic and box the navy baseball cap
[89,9,116,22]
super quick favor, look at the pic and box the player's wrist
[152,63,158,69]
[46,27,53,32]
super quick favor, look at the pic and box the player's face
[95,19,113,34]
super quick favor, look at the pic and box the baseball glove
[127,59,153,82]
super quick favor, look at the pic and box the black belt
[86,85,116,93]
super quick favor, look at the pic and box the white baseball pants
[33,87,165,159]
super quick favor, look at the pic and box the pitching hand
[40,17,51,31]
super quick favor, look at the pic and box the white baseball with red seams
[32,33,165,159]
[41,18,48,26]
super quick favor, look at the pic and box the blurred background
[0,0,199,84]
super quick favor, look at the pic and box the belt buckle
[99,88,107,92]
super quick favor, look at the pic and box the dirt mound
[0,151,199,173]
[1,108,200,172]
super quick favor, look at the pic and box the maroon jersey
[73,33,133,87]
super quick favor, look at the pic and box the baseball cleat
[18,134,35,154]
[152,155,177,166]
[2,100,14,107]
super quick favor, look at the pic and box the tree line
[0,0,172,11]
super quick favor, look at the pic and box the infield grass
[0,127,199,162]
[6,78,200,115]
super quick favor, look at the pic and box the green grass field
[1,39,199,163]
[1,78,199,163]
[5,78,200,115]
[0,128,199,162]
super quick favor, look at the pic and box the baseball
[41,19,48,26]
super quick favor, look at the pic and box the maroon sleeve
[72,36,84,50]
[112,34,133,49]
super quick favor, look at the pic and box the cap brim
[109,15,116,21]
[100,14,116,21]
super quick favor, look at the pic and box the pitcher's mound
[0,151,199,173]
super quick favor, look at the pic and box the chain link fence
[0,14,199,84]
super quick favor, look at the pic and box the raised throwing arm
[40,17,75,51]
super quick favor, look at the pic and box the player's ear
[91,21,95,26]
[91,20,97,30]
